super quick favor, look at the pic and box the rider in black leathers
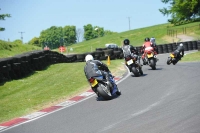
[122,39,142,72]
[84,54,121,97]
[174,43,184,60]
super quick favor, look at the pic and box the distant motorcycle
[125,55,143,77]
[88,72,121,100]
[143,47,157,70]
[167,51,181,65]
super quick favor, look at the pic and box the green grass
[0,59,125,123]
[181,51,200,62]
[0,40,41,58]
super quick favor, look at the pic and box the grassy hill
[0,22,199,123]
[0,22,200,57]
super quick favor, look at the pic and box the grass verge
[0,59,126,123]
[181,51,200,62]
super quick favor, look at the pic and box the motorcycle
[143,47,157,70]
[88,73,120,100]
[125,55,143,77]
[167,51,181,65]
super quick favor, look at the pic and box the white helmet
[85,54,94,62]
[180,43,183,47]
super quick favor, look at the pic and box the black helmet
[144,37,150,42]
[123,39,130,45]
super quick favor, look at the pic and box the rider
[141,37,158,65]
[174,43,184,60]
[84,54,121,97]
[150,37,158,54]
[121,39,142,72]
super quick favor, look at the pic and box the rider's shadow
[96,94,121,101]
[130,74,148,77]
[147,68,163,70]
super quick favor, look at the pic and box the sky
[0,0,170,43]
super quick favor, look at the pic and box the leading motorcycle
[143,47,157,70]
[167,51,181,65]
[125,55,143,77]
[88,73,120,100]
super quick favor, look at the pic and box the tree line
[28,24,116,49]
[159,0,200,25]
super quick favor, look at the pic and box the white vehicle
[105,43,118,49]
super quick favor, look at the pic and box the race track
[1,51,200,133]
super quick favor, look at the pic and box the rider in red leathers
[141,37,158,65]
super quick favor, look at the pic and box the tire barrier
[183,42,188,51]
[172,43,177,51]
[0,50,71,84]
[192,41,197,50]
[157,45,163,54]
[197,41,200,51]
[162,44,169,53]
[188,41,193,51]
[167,43,173,53]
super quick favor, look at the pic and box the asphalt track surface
[1,51,200,133]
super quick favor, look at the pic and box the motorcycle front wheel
[167,57,172,65]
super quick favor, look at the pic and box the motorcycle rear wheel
[150,59,156,70]
[131,67,140,77]
[97,84,112,100]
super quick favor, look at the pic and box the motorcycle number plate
[127,59,133,65]
[147,53,153,58]
[91,79,98,87]
[170,54,174,58]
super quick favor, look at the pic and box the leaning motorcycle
[143,47,157,70]
[125,55,143,77]
[88,73,120,100]
[167,51,181,65]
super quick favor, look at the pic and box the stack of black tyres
[162,44,169,53]
[94,50,104,60]
[0,58,10,82]
[65,54,77,63]
[192,41,197,50]
[188,41,193,51]
[182,42,188,51]
[113,47,122,59]
[197,41,200,51]
[76,53,85,62]
[157,45,163,54]
[167,43,173,53]
[103,49,114,60]
[172,43,177,51]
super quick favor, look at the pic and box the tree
[28,37,40,47]
[63,25,76,45]
[159,0,200,25]
[39,26,63,49]
[0,8,11,31]
[84,24,94,40]
[94,26,104,38]
[13,39,22,45]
